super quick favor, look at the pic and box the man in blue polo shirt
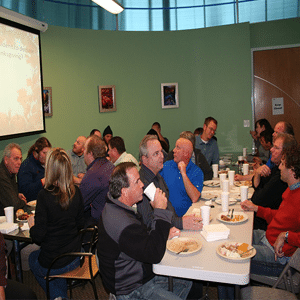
[160,138,204,217]
[195,117,219,166]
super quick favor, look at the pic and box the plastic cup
[212,164,218,178]
[243,148,247,158]
[228,170,235,186]
[222,180,230,192]
[243,164,249,176]
[4,206,14,223]
[219,173,227,189]
[221,192,229,212]
[200,205,211,226]
[240,186,249,201]
[144,182,156,201]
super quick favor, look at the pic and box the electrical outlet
[244,120,250,127]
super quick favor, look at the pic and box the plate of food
[234,181,252,187]
[167,237,202,255]
[201,191,219,200]
[16,209,34,223]
[203,180,220,188]
[217,212,248,224]
[215,198,237,206]
[27,200,37,207]
[217,242,256,260]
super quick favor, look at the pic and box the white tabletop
[153,181,254,286]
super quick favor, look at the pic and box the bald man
[67,136,87,185]
[160,138,204,217]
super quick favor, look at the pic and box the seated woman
[28,148,85,300]
[17,137,52,201]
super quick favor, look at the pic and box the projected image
[0,20,44,139]
[43,87,52,117]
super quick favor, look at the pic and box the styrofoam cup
[221,192,229,212]
[4,206,14,223]
[144,182,156,201]
[243,164,249,175]
[222,180,230,192]
[212,164,218,178]
[240,186,249,201]
[200,205,211,226]
[228,170,235,186]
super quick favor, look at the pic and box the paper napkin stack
[201,223,230,242]
[0,222,18,234]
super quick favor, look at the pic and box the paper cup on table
[221,192,229,212]
[240,186,249,201]
[212,164,218,178]
[144,182,156,201]
[228,170,235,186]
[200,205,211,226]
[222,180,229,192]
[243,164,249,175]
[219,173,227,189]
[243,148,247,158]
[4,206,14,223]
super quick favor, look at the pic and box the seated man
[254,129,273,165]
[17,137,51,201]
[151,122,169,153]
[90,128,101,138]
[79,135,114,225]
[107,136,139,168]
[241,143,300,273]
[160,137,204,217]
[0,143,27,215]
[137,135,202,231]
[251,133,297,230]
[97,162,192,299]
[166,131,213,181]
[195,117,219,165]
[67,135,87,185]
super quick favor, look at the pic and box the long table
[153,181,254,295]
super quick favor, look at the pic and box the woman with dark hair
[17,137,52,201]
[28,148,84,300]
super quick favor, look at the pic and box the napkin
[201,223,230,242]
[0,222,18,234]
[20,222,30,231]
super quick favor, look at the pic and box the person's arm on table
[178,161,200,203]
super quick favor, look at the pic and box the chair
[240,248,300,299]
[46,226,99,299]
[250,248,300,294]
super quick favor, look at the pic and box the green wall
[0,18,299,160]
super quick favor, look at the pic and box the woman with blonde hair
[28,148,84,300]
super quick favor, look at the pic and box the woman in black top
[28,148,84,300]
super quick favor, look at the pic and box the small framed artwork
[161,83,179,109]
[98,85,117,113]
[43,87,53,117]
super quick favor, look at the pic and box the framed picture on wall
[43,87,53,117]
[98,85,117,113]
[161,83,179,109]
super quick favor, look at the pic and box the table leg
[168,276,173,292]
[13,240,23,283]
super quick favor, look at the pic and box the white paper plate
[217,242,256,260]
[167,237,202,255]
[215,198,237,206]
[27,200,37,207]
[216,212,248,224]
[201,191,219,200]
[203,180,220,187]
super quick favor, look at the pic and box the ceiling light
[92,0,124,14]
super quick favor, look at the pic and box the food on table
[16,209,25,218]
[220,214,244,222]
[218,170,228,174]
[168,238,199,253]
[27,200,37,207]
[219,242,251,258]
[235,180,252,187]
[16,209,33,221]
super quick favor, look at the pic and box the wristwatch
[285,231,289,243]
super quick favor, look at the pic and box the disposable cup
[200,205,211,226]
[144,182,156,201]
[4,206,14,223]
[221,192,229,212]
[219,173,227,189]
[222,180,230,192]
[212,164,218,178]
[243,164,249,176]
[240,186,249,201]
[243,148,247,158]
[228,170,235,186]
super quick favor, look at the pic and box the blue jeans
[251,229,289,276]
[29,250,80,300]
[116,275,192,300]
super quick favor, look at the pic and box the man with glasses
[195,117,219,165]
[251,133,297,230]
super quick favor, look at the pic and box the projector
[0,6,48,32]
